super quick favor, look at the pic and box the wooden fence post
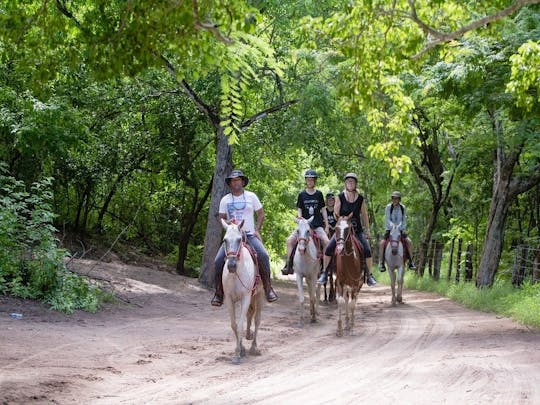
[455,238,463,283]
[448,237,456,281]
[465,242,473,282]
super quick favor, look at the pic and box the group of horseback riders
[211,168,416,307]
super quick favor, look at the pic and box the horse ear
[307,216,314,223]
[238,219,245,229]
[221,218,229,230]
[294,216,300,224]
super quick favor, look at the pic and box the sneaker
[408,261,417,270]
[379,263,386,272]
[367,274,377,287]
[281,265,289,276]
[317,272,327,285]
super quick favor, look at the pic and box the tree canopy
[1,0,539,307]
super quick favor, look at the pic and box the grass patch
[374,270,540,329]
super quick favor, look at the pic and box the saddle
[241,240,261,295]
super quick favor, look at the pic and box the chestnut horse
[221,219,264,364]
[334,217,364,337]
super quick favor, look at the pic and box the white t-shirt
[219,191,262,235]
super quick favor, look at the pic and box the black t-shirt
[297,190,326,228]
[338,191,364,233]
[326,208,337,230]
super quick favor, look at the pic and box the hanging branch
[410,0,540,59]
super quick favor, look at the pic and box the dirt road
[1,258,539,404]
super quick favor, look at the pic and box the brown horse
[334,216,364,337]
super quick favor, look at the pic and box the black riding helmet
[304,169,318,178]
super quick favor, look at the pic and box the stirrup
[211,293,223,307]
[266,288,278,302]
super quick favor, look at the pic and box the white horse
[385,222,405,306]
[292,216,320,326]
[221,219,264,364]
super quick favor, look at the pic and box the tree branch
[412,0,540,59]
[240,99,299,130]
[159,54,220,127]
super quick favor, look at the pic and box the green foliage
[397,273,540,328]
[0,164,103,313]
[507,40,540,112]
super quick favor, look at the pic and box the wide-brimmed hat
[344,173,358,182]
[225,169,249,186]
[391,191,401,198]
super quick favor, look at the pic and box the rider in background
[211,169,278,306]
[317,173,377,286]
[325,192,337,238]
[379,191,417,272]
[281,169,330,275]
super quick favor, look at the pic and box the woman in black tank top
[317,173,377,287]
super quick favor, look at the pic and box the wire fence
[417,239,540,285]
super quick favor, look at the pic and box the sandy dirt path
[1,258,539,404]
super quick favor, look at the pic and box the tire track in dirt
[2,260,539,404]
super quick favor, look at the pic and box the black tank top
[338,192,364,233]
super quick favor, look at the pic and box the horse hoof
[310,318,317,324]
[246,330,253,340]
[249,347,261,356]
[232,356,241,365]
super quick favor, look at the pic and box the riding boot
[261,269,278,302]
[280,259,290,276]
[405,244,417,270]
[211,269,224,307]
[317,255,331,284]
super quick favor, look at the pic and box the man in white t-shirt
[211,169,278,306]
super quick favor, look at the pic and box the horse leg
[348,295,357,336]
[390,267,397,306]
[234,295,250,363]
[307,274,318,323]
[296,272,305,327]
[397,264,404,303]
[249,292,262,356]
[336,286,344,337]
[227,299,243,364]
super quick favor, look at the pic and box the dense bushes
[0,164,104,313]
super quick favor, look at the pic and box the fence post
[465,242,473,282]
[448,237,456,281]
[455,238,463,283]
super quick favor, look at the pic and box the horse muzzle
[226,256,238,272]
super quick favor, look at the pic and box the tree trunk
[198,129,232,288]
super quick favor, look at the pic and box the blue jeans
[324,231,372,258]
[214,234,271,287]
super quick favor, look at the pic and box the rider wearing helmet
[281,169,330,275]
[317,172,377,286]
[379,191,416,271]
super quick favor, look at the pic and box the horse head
[295,216,313,254]
[221,218,245,273]
[334,216,352,254]
[389,222,402,255]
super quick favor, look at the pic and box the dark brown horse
[334,216,364,337]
